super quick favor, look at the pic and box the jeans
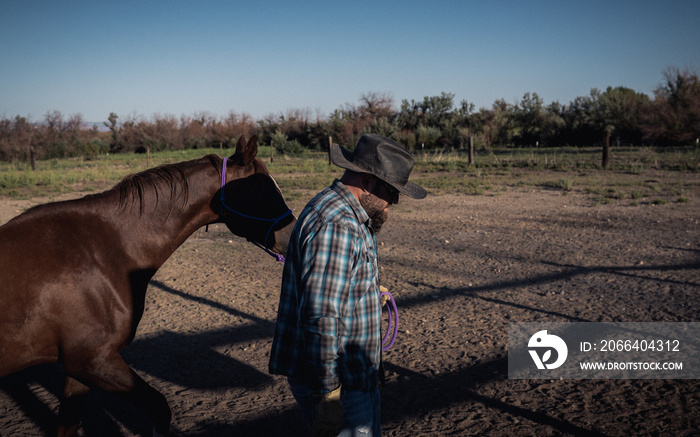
[288,378,381,437]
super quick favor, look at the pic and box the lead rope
[219,157,291,262]
[381,290,399,351]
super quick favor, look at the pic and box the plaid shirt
[269,179,382,395]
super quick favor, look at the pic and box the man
[269,134,427,436]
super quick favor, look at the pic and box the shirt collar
[330,179,370,226]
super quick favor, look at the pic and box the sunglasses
[377,178,400,202]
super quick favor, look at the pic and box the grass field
[0,146,697,206]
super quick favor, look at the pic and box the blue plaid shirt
[269,179,382,395]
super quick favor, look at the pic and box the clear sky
[2,0,699,124]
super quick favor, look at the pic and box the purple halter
[219,157,292,262]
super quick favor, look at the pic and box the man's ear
[360,174,377,193]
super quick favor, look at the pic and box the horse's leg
[67,351,171,436]
[57,376,90,437]
[117,369,172,437]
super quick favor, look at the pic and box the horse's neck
[110,163,220,269]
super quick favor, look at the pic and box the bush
[271,131,303,156]
[82,138,108,160]
[417,125,442,148]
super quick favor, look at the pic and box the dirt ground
[1,173,699,436]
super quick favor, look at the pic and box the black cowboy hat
[330,134,427,199]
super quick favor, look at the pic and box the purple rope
[221,156,228,187]
[381,291,399,351]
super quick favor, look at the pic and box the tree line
[1,66,698,165]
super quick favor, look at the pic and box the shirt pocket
[355,247,377,300]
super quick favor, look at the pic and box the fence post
[602,130,610,168]
[468,136,474,165]
[328,136,333,165]
[30,145,36,171]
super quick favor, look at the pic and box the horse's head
[215,135,296,258]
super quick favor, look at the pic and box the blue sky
[2,0,699,124]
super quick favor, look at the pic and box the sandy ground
[0,175,699,436]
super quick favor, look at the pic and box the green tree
[416,125,442,148]
[14,116,35,163]
[397,92,457,149]
[271,130,302,155]
[420,92,455,129]
[105,112,123,153]
[541,102,566,146]
[358,92,398,139]
[513,92,546,146]
[590,86,649,166]
[476,99,515,148]
[647,66,700,145]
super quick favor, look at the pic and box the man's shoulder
[301,182,359,228]
[308,186,354,220]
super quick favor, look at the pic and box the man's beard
[359,192,388,233]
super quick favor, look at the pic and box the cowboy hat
[330,134,427,199]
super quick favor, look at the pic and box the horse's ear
[242,135,258,165]
[234,135,246,155]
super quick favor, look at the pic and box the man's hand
[380,285,390,306]
[311,386,343,437]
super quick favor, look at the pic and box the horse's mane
[117,155,221,214]
[114,152,271,215]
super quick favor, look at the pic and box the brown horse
[0,135,296,436]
